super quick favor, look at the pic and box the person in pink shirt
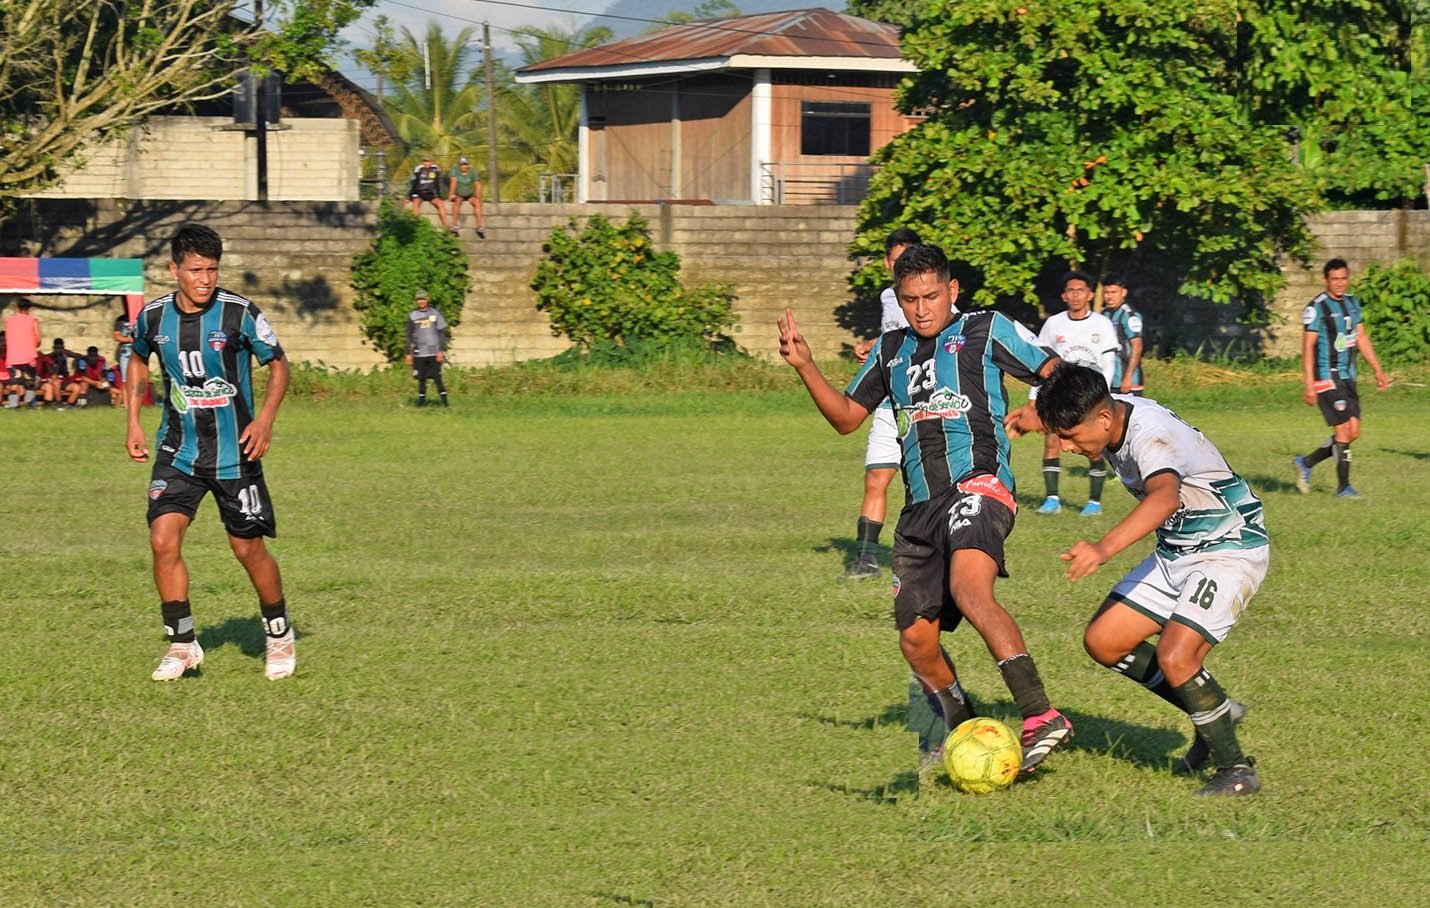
[3,298,41,408]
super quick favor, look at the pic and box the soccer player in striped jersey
[1036,364,1269,796]
[1293,258,1389,499]
[125,224,296,682]
[780,243,1074,775]
[1099,272,1144,396]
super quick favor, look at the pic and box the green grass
[2,362,1426,906]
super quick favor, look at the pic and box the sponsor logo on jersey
[207,330,228,352]
[943,334,966,354]
[148,479,168,500]
[887,355,904,368]
[154,334,171,344]
[908,388,972,426]
[171,377,238,412]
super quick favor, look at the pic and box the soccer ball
[943,717,1022,793]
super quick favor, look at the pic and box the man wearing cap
[405,289,450,407]
[448,155,485,239]
[408,154,451,231]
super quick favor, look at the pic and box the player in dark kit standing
[779,244,1074,773]
[125,224,296,681]
[1293,258,1389,499]
[405,289,449,407]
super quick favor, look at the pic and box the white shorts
[864,403,900,470]
[1109,545,1269,644]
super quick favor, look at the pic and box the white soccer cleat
[151,640,204,681]
[265,630,296,680]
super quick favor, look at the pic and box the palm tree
[497,23,612,201]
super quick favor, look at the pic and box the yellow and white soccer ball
[943,717,1022,793]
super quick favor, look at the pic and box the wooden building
[515,7,918,205]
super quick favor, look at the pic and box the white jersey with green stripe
[1104,395,1268,559]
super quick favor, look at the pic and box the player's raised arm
[1061,470,1181,580]
[778,309,869,434]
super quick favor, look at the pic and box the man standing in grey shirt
[405,289,449,408]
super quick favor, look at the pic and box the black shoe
[841,556,880,580]
[1194,758,1260,796]
[1020,708,1074,773]
[1174,699,1247,776]
[476,228,486,239]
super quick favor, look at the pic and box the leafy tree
[661,0,742,26]
[0,0,371,203]
[1352,260,1430,367]
[844,0,917,27]
[1237,1,1430,207]
[351,199,469,361]
[855,0,1318,319]
[532,213,738,349]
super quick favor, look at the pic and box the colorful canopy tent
[0,256,146,321]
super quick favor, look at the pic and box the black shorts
[412,356,442,380]
[6,365,36,388]
[146,460,277,538]
[413,189,438,202]
[890,476,1016,632]
[1315,379,1360,426]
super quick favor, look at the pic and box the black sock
[1042,459,1060,496]
[1173,669,1245,768]
[996,652,1052,718]
[161,599,195,644]
[855,516,882,559]
[1304,437,1333,467]
[1334,443,1351,490]
[417,379,427,405]
[1088,457,1106,503]
[260,599,290,638]
[1108,641,1181,709]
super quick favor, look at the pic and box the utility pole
[484,22,500,203]
[254,0,268,200]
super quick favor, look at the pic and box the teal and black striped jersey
[1103,395,1268,559]
[1106,303,1144,389]
[1302,291,1363,381]
[131,288,285,480]
[846,311,1055,504]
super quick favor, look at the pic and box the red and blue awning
[0,256,146,320]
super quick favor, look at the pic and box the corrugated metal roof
[517,7,903,74]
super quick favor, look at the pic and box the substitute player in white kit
[1034,270,1118,516]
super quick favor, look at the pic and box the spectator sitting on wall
[409,154,452,231]
[37,338,77,408]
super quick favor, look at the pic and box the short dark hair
[171,224,223,264]
[1323,257,1349,277]
[1100,271,1127,289]
[1035,363,1112,433]
[892,243,952,288]
[1061,269,1095,291]
[884,227,922,255]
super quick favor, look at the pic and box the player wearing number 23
[126,223,297,682]
[1034,364,1269,796]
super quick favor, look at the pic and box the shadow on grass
[1383,447,1430,461]
[809,699,1189,805]
[814,537,890,573]
[1244,472,1302,495]
[198,617,306,661]
[592,893,655,907]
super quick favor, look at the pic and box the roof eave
[515,55,916,84]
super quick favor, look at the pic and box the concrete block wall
[5,200,1426,370]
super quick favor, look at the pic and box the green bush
[1353,259,1430,368]
[350,200,469,361]
[531,213,739,350]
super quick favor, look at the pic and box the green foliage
[350,199,469,361]
[845,0,920,27]
[1353,259,1430,367]
[532,213,739,349]
[855,0,1318,315]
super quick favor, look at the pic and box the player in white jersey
[1034,270,1119,517]
[846,227,923,579]
[1035,364,1268,797]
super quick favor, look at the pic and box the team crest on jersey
[1055,334,1067,345]
[1334,399,1347,411]
[207,330,228,351]
[890,572,901,596]
[943,334,966,354]
[148,479,168,500]
[171,377,238,412]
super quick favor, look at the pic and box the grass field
[2,361,1426,906]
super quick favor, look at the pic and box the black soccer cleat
[1194,758,1260,797]
[841,555,880,580]
[1020,708,1073,773]
[1175,698,1247,776]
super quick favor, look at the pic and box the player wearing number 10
[125,224,296,682]
[1035,364,1269,796]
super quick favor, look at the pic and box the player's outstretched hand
[853,338,875,365]
[1060,539,1108,580]
[778,308,813,369]
[1004,402,1043,438]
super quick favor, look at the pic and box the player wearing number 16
[1035,364,1269,796]
[125,224,296,682]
